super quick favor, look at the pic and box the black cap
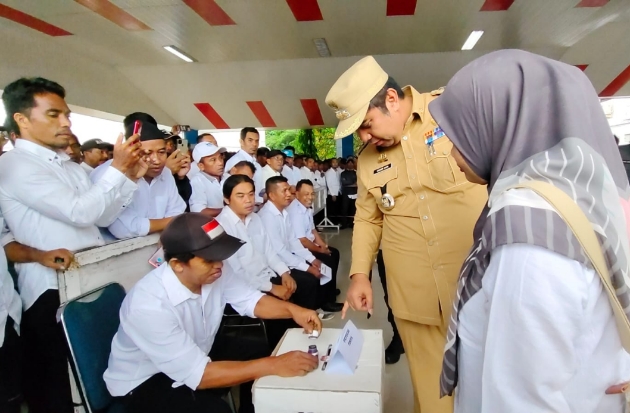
[124,121,171,142]
[123,112,157,128]
[80,139,110,152]
[161,213,245,262]
[267,149,285,159]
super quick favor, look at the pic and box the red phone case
[133,120,142,136]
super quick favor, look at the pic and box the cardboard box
[253,328,384,413]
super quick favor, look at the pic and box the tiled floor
[322,228,414,413]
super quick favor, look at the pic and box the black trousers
[312,248,339,305]
[376,249,401,341]
[125,335,269,413]
[21,289,73,413]
[326,195,341,224]
[0,317,23,413]
[266,269,319,349]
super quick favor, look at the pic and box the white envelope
[320,263,332,285]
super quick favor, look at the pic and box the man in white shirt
[256,147,269,169]
[104,213,321,413]
[259,176,343,313]
[224,127,261,175]
[0,77,142,413]
[287,180,341,309]
[229,160,256,179]
[217,175,319,309]
[281,147,301,186]
[189,142,227,217]
[324,158,341,223]
[79,138,109,174]
[64,133,82,164]
[256,149,284,199]
[300,156,324,191]
[187,133,218,179]
[94,121,187,239]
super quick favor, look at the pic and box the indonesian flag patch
[202,220,225,240]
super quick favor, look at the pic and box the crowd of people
[2,47,630,413]
[0,77,349,413]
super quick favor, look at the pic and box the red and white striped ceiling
[0,0,629,130]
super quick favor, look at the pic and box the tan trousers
[395,317,453,413]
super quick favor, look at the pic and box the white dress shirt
[256,165,280,198]
[189,172,223,213]
[282,165,300,186]
[104,261,263,396]
[80,162,94,175]
[0,140,136,309]
[325,168,341,197]
[457,243,630,413]
[92,160,186,239]
[0,214,21,347]
[224,149,260,178]
[258,202,316,272]
[286,199,315,242]
[300,166,324,190]
[216,207,290,292]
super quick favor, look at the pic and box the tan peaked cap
[325,56,389,139]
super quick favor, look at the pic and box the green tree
[265,129,299,150]
[266,127,361,159]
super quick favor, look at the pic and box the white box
[253,328,384,413]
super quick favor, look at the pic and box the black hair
[240,127,259,140]
[231,160,257,176]
[123,112,157,128]
[265,175,288,196]
[284,145,295,152]
[198,133,214,142]
[296,179,313,192]
[2,77,66,134]
[164,250,195,263]
[368,76,405,114]
[257,147,270,157]
[223,174,255,199]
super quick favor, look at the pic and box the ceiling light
[163,45,196,63]
[461,31,484,50]
[313,38,331,57]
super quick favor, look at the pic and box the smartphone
[176,138,189,154]
[133,120,143,136]
[148,247,165,268]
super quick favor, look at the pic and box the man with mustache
[0,77,143,413]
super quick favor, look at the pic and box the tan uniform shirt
[351,86,487,326]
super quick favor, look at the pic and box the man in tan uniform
[325,57,487,413]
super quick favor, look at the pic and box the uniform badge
[381,193,395,210]
[378,153,388,163]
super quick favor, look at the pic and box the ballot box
[253,327,384,413]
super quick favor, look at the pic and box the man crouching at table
[104,213,321,413]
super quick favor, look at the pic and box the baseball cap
[282,149,294,158]
[80,139,110,152]
[266,149,285,159]
[124,121,171,142]
[325,56,389,139]
[161,213,245,262]
[193,142,227,163]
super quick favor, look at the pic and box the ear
[13,112,29,134]
[385,88,401,113]
[198,162,205,172]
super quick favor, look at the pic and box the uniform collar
[291,198,311,214]
[403,86,428,124]
[263,164,280,175]
[238,149,256,162]
[264,201,287,217]
[223,205,252,227]
[15,139,69,165]
[201,172,220,183]
[161,264,200,306]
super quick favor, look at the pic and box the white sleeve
[108,201,150,239]
[165,177,187,217]
[222,263,264,317]
[326,170,340,196]
[0,159,136,228]
[480,244,584,413]
[261,227,290,276]
[259,211,309,271]
[287,209,308,239]
[290,238,316,263]
[253,169,264,203]
[189,177,209,213]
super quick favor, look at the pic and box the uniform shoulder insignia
[430,87,445,96]
[357,142,369,157]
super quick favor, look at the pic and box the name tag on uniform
[373,164,391,174]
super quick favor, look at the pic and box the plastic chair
[59,282,126,413]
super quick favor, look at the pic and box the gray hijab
[428,49,630,396]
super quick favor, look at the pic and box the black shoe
[335,288,341,296]
[385,338,405,365]
[321,302,344,312]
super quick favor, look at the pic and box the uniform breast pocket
[367,166,405,212]
[424,138,465,193]
[153,195,168,217]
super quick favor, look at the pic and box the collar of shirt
[238,149,256,163]
[402,85,429,125]
[162,264,199,306]
[291,199,311,215]
[263,201,288,218]
[141,166,170,187]
[15,139,69,165]
[222,206,252,228]
[200,172,221,184]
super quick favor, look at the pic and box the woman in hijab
[428,49,630,412]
